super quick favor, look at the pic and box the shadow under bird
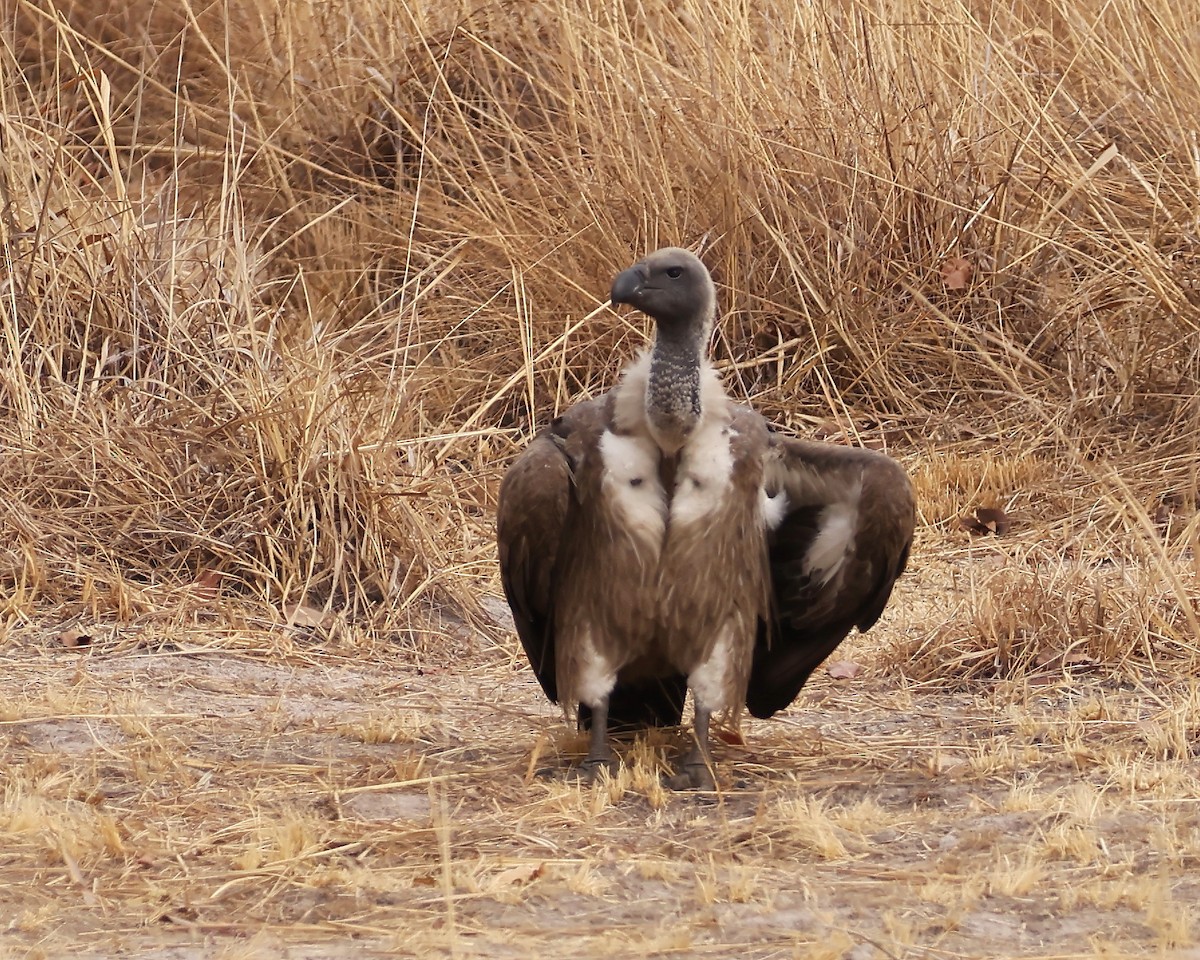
[497,248,915,789]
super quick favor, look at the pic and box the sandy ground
[2,596,1199,960]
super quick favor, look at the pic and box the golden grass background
[1,0,1197,659]
[3,0,1197,648]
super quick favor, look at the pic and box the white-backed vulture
[497,248,915,788]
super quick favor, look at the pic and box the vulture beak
[610,264,647,306]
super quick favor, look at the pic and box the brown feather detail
[652,406,770,713]
[494,403,588,696]
[551,418,666,712]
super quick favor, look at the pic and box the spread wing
[746,435,915,719]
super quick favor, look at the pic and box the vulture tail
[578,675,688,731]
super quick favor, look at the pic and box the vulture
[497,248,914,789]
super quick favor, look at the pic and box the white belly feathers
[597,430,667,549]
[598,415,741,549]
[669,419,736,527]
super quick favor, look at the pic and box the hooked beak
[610,264,647,306]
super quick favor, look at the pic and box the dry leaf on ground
[282,602,335,631]
[493,863,545,886]
[827,660,864,680]
[58,628,92,648]
[191,569,223,602]
[959,507,1012,536]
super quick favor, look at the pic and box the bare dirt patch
[2,588,1199,960]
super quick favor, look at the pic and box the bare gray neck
[645,325,704,455]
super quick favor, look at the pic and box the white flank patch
[688,626,733,713]
[670,418,735,527]
[803,501,859,585]
[599,430,667,546]
[575,630,617,709]
[760,487,789,531]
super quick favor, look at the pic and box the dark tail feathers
[578,675,688,731]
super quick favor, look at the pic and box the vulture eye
[665,266,684,279]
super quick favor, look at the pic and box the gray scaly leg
[667,706,716,790]
[578,697,612,781]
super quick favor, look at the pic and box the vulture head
[610,247,715,339]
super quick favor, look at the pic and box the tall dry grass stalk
[1,0,1197,655]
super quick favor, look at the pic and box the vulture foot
[577,757,616,783]
[665,760,716,791]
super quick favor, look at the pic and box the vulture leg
[578,697,613,780]
[667,706,717,790]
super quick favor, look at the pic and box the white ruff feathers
[575,629,617,708]
[598,430,667,549]
[671,419,735,527]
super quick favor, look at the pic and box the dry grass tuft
[3,0,1199,648]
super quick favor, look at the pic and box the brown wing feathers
[746,438,915,719]
[496,426,572,703]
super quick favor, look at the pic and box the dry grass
[4,642,1200,958]
[2,0,1200,955]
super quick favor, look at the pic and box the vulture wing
[497,398,688,728]
[496,417,574,704]
[746,435,915,719]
